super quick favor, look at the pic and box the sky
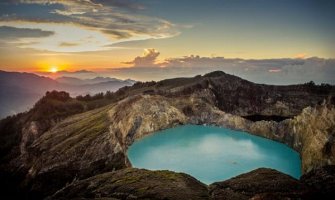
[0,0,334,84]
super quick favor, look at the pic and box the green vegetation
[154,170,184,181]
[31,91,84,121]
[38,105,111,155]
[0,90,111,164]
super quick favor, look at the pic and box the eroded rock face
[288,105,335,173]
[108,95,187,146]
[242,104,335,173]
[46,168,209,200]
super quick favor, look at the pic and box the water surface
[128,125,301,184]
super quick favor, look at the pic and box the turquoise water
[128,125,301,184]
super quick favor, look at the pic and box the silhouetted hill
[0,71,60,118]
[0,71,135,118]
[56,76,136,85]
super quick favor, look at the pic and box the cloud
[92,0,146,10]
[0,0,180,52]
[124,48,160,67]
[101,29,132,39]
[268,68,282,73]
[162,55,229,68]
[0,25,54,39]
[105,52,335,85]
[35,69,97,79]
[18,0,145,11]
[59,42,80,47]
[0,0,179,48]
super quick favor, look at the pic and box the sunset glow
[50,66,58,73]
[0,1,334,198]
[0,0,334,84]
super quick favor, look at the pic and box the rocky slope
[209,168,312,200]
[0,71,334,199]
[46,167,335,200]
[47,168,209,200]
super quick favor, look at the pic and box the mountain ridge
[0,70,135,118]
[55,76,136,86]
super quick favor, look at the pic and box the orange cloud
[123,48,160,67]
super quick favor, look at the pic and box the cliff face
[107,93,335,174]
[0,71,334,198]
[108,95,187,146]
[287,105,335,172]
[239,104,335,173]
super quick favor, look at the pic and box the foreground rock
[301,165,335,199]
[209,168,312,200]
[47,166,335,199]
[47,168,209,200]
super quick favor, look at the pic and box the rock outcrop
[209,166,335,200]
[217,102,335,174]
[301,165,335,199]
[47,168,209,200]
[45,166,335,200]
[209,168,312,200]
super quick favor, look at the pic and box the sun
[50,66,58,73]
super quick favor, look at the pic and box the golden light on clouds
[0,21,112,52]
[34,57,70,73]
[0,0,333,83]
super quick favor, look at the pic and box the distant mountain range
[0,70,135,118]
[55,76,136,85]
